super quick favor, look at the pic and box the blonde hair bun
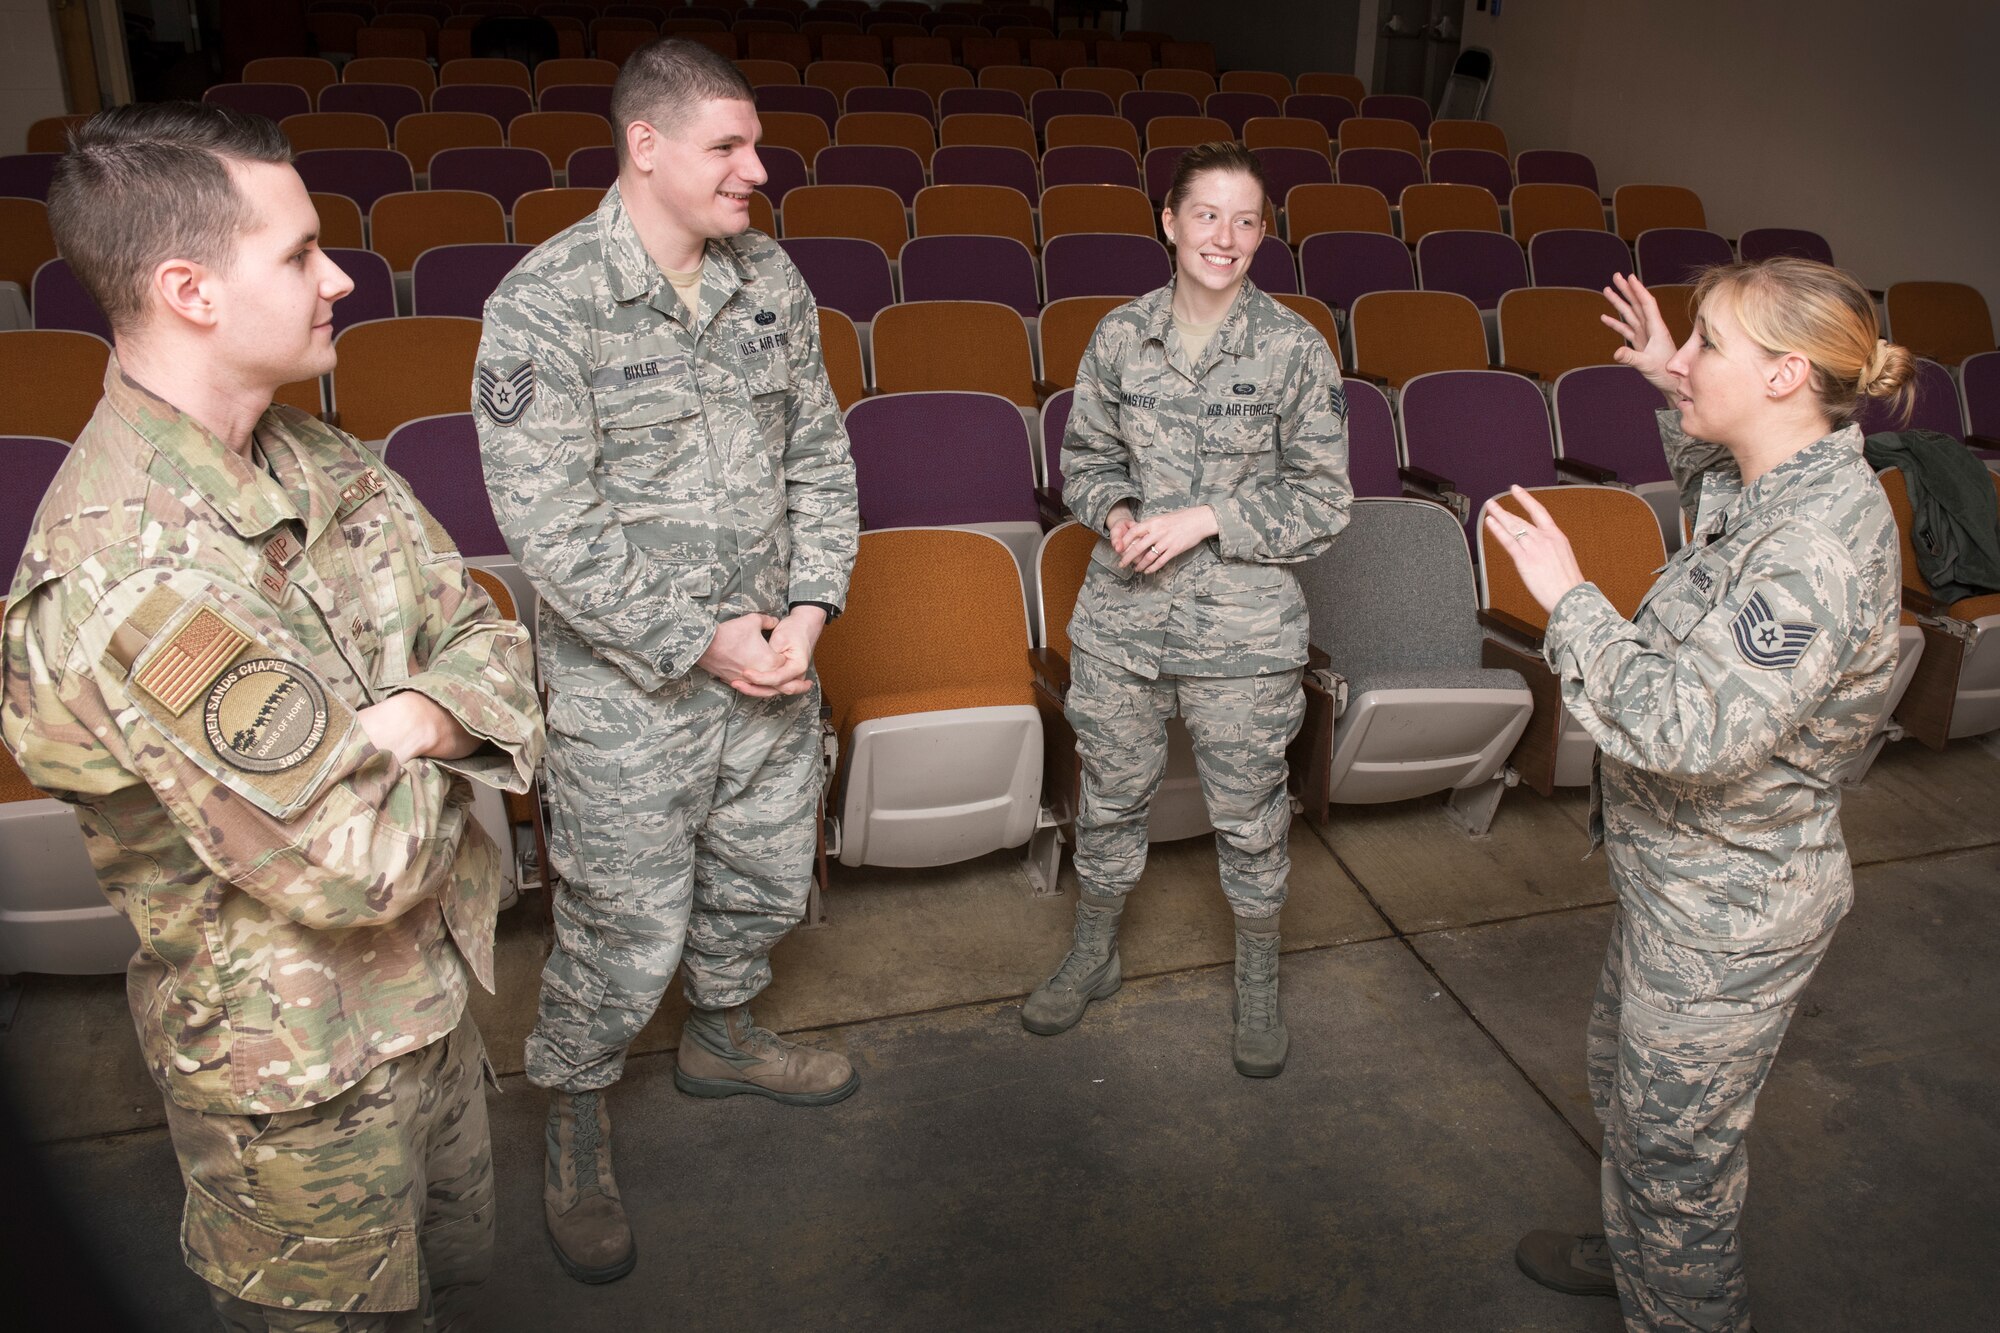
[1858,337,1917,402]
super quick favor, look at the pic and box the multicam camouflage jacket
[1062,279,1351,678]
[1,363,543,1115]
[474,186,858,696]
[1544,411,1900,948]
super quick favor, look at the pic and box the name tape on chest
[477,359,536,426]
[1729,592,1821,670]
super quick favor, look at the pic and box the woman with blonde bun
[1499,261,1914,1332]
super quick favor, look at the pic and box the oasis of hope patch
[1729,592,1821,670]
[477,359,536,426]
[203,657,332,773]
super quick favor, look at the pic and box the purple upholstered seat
[1527,228,1633,291]
[1737,227,1835,266]
[564,145,618,190]
[1416,230,1527,312]
[1042,233,1170,302]
[1854,357,1965,440]
[1634,228,1734,286]
[813,144,927,206]
[429,83,534,131]
[779,237,896,323]
[1247,238,1299,295]
[1028,88,1113,137]
[1335,147,1422,201]
[844,391,1038,530]
[536,84,613,119]
[324,248,397,333]
[30,260,110,340]
[930,145,1039,199]
[1040,145,1141,190]
[1282,94,1355,141]
[1203,91,1279,136]
[757,84,840,134]
[427,146,553,212]
[1551,364,1674,486]
[1343,380,1399,498]
[845,86,936,124]
[1118,89,1199,137]
[1401,369,1558,539]
[1515,149,1599,194]
[1426,147,1512,206]
[321,81,431,133]
[380,414,511,558]
[1299,231,1414,315]
[1359,93,1430,137]
[1254,146,1333,202]
[899,235,1040,318]
[939,88,1028,121]
[203,82,314,121]
[1,436,70,576]
[292,147,416,213]
[411,243,532,318]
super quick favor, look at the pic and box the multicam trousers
[526,673,822,1092]
[163,1015,495,1331]
[1589,906,1837,1333]
[1066,647,1306,918]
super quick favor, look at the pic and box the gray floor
[6,736,1998,1332]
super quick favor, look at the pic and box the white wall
[1464,0,2000,321]
[1,0,70,153]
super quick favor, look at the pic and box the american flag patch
[133,609,252,716]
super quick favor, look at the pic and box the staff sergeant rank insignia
[1729,591,1820,670]
[203,658,331,773]
[477,359,536,426]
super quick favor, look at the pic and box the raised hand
[1600,273,1682,396]
[1482,485,1586,615]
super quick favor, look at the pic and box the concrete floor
[3,736,1997,1332]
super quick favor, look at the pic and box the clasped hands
[698,605,825,698]
[1107,501,1218,575]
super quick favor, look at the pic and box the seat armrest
[1036,485,1071,530]
[1400,465,1470,522]
[1029,645,1070,696]
[1345,367,1391,387]
[1479,605,1547,650]
[1033,379,1063,404]
[1966,434,2000,452]
[1491,362,1545,382]
[1902,586,1937,618]
[1554,456,1619,485]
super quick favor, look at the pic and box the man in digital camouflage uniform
[1024,151,1350,1078]
[1514,400,1899,1331]
[2,104,543,1329]
[474,39,859,1284]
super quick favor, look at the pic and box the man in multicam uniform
[474,39,859,1283]
[1,104,543,1330]
[1022,144,1350,1078]
[1498,267,1909,1332]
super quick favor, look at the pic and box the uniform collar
[101,356,301,542]
[1739,422,1866,513]
[1144,277,1258,359]
[601,182,750,317]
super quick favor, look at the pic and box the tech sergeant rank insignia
[203,658,332,772]
[477,359,536,426]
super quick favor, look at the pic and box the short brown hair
[1692,258,1918,428]
[1164,141,1269,216]
[610,37,755,162]
[47,101,291,337]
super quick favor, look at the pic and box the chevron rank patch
[1329,382,1347,423]
[134,607,252,716]
[477,359,536,426]
[1729,591,1821,669]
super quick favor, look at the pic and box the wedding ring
[1511,527,1528,538]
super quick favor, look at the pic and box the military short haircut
[610,37,756,162]
[46,101,292,337]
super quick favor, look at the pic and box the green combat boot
[1021,891,1125,1035]
[673,1005,860,1106]
[544,1089,637,1284]
[1515,1231,1618,1297]
[1232,914,1289,1077]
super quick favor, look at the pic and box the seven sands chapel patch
[203,657,331,774]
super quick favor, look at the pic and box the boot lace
[1238,934,1280,1030]
[569,1091,603,1192]
[1045,904,1117,993]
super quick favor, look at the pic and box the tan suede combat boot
[1021,890,1125,1035]
[544,1089,637,1284]
[673,1005,860,1105]
[1232,913,1289,1077]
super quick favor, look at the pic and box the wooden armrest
[1306,641,1332,671]
[1554,456,1619,484]
[1966,434,2000,453]
[1033,379,1065,403]
[1902,586,1937,617]
[1492,362,1545,381]
[1345,368,1391,387]
[1036,485,1071,529]
[1029,645,1070,694]
[1479,606,1546,648]
[1399,464,1455,493]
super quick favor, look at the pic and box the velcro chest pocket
[591,373,707,499]
[1641,550,1731,642]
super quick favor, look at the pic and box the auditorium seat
[1041,233,1171,303]
[323,81,432,135]
[758,83,840,134]
[836,110,937,169]
[411,243,532,318]
[1416,230,1527,322]
[1877,467,2000,746]
[1737,227,1835,266]
[1399,183,1501,245]
[1204,91,1280,137]
[1359,93,1431,137]
[330,315,482,444]
[1425,148,1512,208]
[1853,357,1965,441]
[1342,379,1399,496]
[1221,70,1292,102]
[29,259,109,341]
[1036,295,1123,390]
[1242,116,1332,158]
[1527,227,1634,290]
[1284,183,1393,241]
[282,111,393,154]
[1040,183,1155,240]
[780,236,896,326]
[780,183,910,261]
[818,306,867,409]
[243,56,339,103]
[1338,116,1421,157]
[814,527,1047,878]
[343,56,438,98]
[1296,72,1367,103]
[1886,281,1995,367]
[1427,119,1508,157]
[1477,484,1666,796]
[293,147,416,213]
[899,235,1040,317]
[1514,149,1600,195]
[758,109,831,167]
[871,300,1039,408]
[513,187,601,246]
[930,144,1040,197]
[203,82,312,121]
[0,330,109,441]
[1289,497,1533,835]
[1612,184,1706,243]
[940,112,1038,157]
[1510,183,1606,244]
[428,146,555,214]
[1634,227,1733,286]
[1351,291,1487,389]
[913,183,1036,250]
[1551,364,1683,548]
[1496,286,1625,382]
[1335,147,1423,205]
[1283,93,1357,142]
